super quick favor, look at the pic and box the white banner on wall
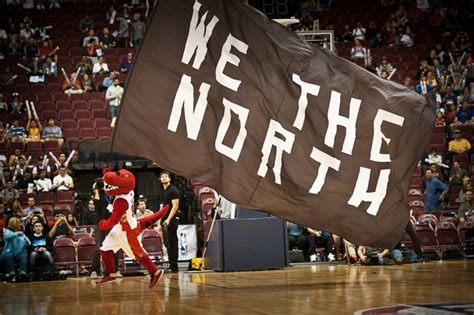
[162,224,198,262]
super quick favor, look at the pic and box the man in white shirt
[35,170,52,192]
[105,78,124,120]
[52,166,74,191]
[92,56,110,75]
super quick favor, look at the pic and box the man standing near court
[157,170,180,273]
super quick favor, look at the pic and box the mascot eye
[124,174,129,178]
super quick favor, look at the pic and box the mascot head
[102,168,136,196]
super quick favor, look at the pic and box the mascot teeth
[104,183,118,191]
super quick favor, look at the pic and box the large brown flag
[112,0,435,247]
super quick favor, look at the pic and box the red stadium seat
[31,83,47,93]
[77,236,96,269]
[89,100,106,110]
[53,238,77,273]
[141,229,163,260]
[72,100,89,111]
[44,140,60,151]
[75,109,91,120]
[55,203,73,215]
[61,119,78,130]
[415,222,440,258]
[94,118,110,128]
[58,110,74,120]
[52,92,70,102]
[56,101,72,111]
[78,119,94,129]
[96,127,112,139]
[436,221,464,258]
[86,92,102,101]
[36,92,54,102]
[47,83,63,93]
[70,93,85,102]
[38,191,55,205]
[91,109,108,119]
[80,128,96,139]
[39,101,56,111]
[73,232,92,242]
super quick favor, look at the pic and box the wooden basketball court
[1,260,473,314]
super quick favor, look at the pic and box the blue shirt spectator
[455,102,474,124]
[424,170,448,211]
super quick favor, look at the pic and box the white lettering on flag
[325,91,361,155]
[215,34,249,91]
[309,147,341,194]
[348,167,391,216]
[167,74,210,140]
[215,98,249,161]
[181,1,219,70]
[370,109,405,162]
[257,119,295,185]
[292,74,320,130]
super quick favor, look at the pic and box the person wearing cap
[157,170,180,273]
[448,129,471,163]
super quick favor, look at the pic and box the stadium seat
[56,190,74,203]
[61,119,78,130]
[96,127,112,139]
[39,101,56,112]
[91,109,108,119]
[89,100,106,110]
[38,192,55,206]
[56,101,72,111]
[40,204,54,219]
[36,92,54,102]
[31,83,47,93]
[76,236,96,273]
[141,229,163,260]
[415,221,440,258]
[86,92,102,101]
[436,221,464,258]
[26,141,43,152]
[72,100,89,111]
[52,92,69,102]
[47,83,63,93]
[53,238,77,273]
[75,109,91,120]
[80,128,96,139]
[78,119,94,129]
[70,93,85,102]
[73,232,92,242]
[55,203,73,215]
[58,110,75,120]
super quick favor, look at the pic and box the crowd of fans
[0,0,473,280]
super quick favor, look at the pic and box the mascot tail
[137,205,169,230]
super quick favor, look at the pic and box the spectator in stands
[16,170,35,194]
[340,24,353,42]
[106,5,117,24]
[0,96,8,113]
[81,74,95,93]
[66,213,78,227]
[24,213,49,238]
[26,118,43,142]
[352,22,366,41]
[350,39,367,61]
[0,67,16,85]
[399,26,415,47]
[8,118,27,143]
[131,13,146,48]
[30,156,49,179]
[425,147,444,166]
[424,169,448,211]
[443,85,458,108]
[48,210,74,240]
[449,161,469,187]
[372,32,386,48]
[135,198,153,218]
[82,198,95,225]
[431,58,445,79]
[79,15,94,33]
[1,217,30,281]
[20,23,34,40]
[458,190,474,224]
[357,246,403,265]
[121,52,134,73]
[415,76,432,96]
[23,196,42,218]
[8,149,26,169]
[9,93,25,114]
[426,71,438,87]
[42,118,64,147]
[116,15,130,48]
[85,37,102,57]
[457,178,472,204]
[62,72,83,94]
[82,29,99,48]
[377,56,394,76]
[403,76,415,90]
[99,27,116,49]
[306,227,335,262]
[42,56,57,76]
[287,222,308,259]
[28,220,54,271]
[74,57,91,76]
[35,170,52,192]
[415,60,430,81]
[448,130,471,162]
[52,166,74,191]
[453,101,474,127]
[435,111,446,127]
[38,41,54,63]
[23,37,39,61]
[7,37,22,58]
[101,71,117,92]
[461,86,473,104]
[106,78,124,120]
[92,56,110,75]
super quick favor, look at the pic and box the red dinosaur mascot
[96,168,168,288]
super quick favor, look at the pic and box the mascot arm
[98,198,128,230]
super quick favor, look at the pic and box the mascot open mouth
[102,169,136,196]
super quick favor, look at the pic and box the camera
[94,177,104,189]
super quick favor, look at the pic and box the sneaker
[95,275,118,285]
[310,254,317,262]
[116,271,123,278]
[149,270,164,289]
[328,253,336,262]
[90,271,98,279]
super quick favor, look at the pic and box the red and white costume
[97,169,168,286]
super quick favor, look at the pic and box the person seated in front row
[48,210,75,240]
[357,246,403,265]
[28,221,54,272]
[306,227,336,262]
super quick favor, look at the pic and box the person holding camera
[22,196,42,218]
[48,210,75,240]
[52,166,74,191]
[90,178,119,279]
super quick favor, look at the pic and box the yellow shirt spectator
[448,132,471,154]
